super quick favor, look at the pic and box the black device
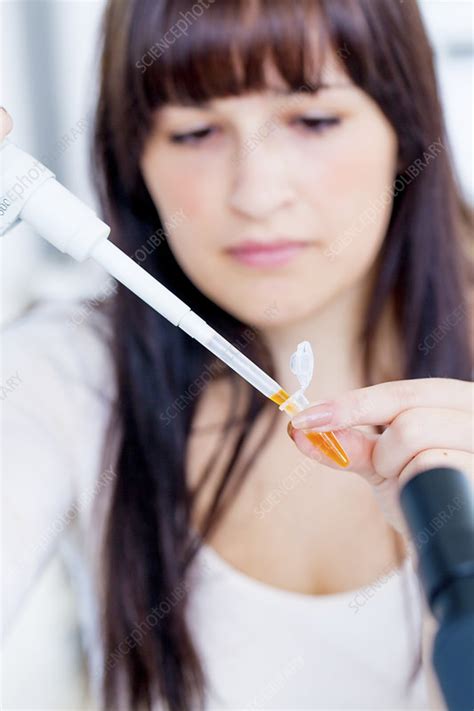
[399,466,474,711]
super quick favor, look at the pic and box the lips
[226,239,310,267]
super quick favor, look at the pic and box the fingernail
[287,421,295,439]
[292,402,333,429]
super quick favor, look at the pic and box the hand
[288,378,473,533]
[0,107,13,141]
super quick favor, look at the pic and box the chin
[190,264,336,328]
[217,291,325,331]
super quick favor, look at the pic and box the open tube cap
[279,341,314,413]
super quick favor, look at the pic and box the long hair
[92,1,472,708]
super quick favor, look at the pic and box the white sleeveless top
[188,545,428,709]
[2,300,430,710]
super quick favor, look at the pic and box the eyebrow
[269,81,353,94]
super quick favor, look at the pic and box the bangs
[130,0,331,108]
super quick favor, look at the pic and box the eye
[169,126,216,144]
[294,116,341,133]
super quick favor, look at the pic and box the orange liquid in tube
[270,389,349,468]
[270,388,291,407]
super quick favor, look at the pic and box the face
[140,52,398,330]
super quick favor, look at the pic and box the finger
[372,408,474,480]
[291,378,473,431]
[288,424,385,486]
[398,449,473,490]
[0,107,13,141]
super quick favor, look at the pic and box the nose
[228,139,296,221]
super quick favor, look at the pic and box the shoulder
[2,298,117,496]
[2,297,116,404]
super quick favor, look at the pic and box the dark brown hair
[92,1,472,709]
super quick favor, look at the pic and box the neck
[261,278,373,402]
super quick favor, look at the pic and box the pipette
[0,138,349,467]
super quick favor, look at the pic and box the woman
[3,0,472,709]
